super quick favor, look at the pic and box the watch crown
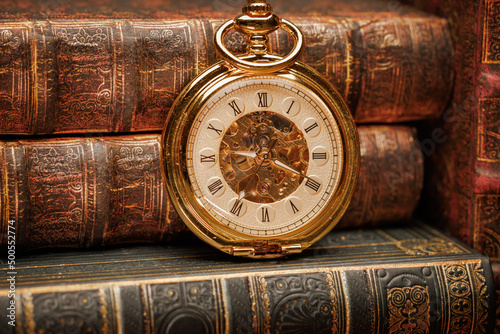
[243,0,273,17]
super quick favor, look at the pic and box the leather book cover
[0,223,495,333]
[0,0,453,135]
[400,0,500,263]
[0,125,423,252]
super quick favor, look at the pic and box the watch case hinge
[231,241,303,257]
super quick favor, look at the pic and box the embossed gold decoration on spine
[249,276,272,333]
[326,271,346,333]
[387,286,430,334]
[442,262,490,334]
[259,276,272,333]
[470,262,490,333]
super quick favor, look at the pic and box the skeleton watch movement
[161,0,360,258]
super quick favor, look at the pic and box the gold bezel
[161,61,360,257]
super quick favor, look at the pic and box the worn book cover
[0,0,453,134]
[0,125,423,252]
[400,0,500,263]
[0,223,496,333]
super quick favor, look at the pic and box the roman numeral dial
[311,147,329,166]
[284,198,302,216]
[206,119,225,139]
[255,90,272,108]
[186,77,344,237]
[226,98,245,117]
[199,148,216,168]
[206,177,225,197]
[229,198,247,217]
[303,118,321,137]
[282,97,300,117]
[304,177,322,194]
[257,206,275,223]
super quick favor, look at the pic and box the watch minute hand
[272,159,313,181]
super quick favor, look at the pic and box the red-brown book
[0,125,423,252]
[0,0,453,135]
[401,0,500,263]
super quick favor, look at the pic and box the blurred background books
[0,0,498,332]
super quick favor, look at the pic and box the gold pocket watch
[161,0,360,258]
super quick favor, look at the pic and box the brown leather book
[0,0,453,135]
[0,125,423,252]
[401,0,500,263]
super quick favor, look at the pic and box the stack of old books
[0,0,497,332]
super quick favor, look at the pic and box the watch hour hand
[229,151,257,158]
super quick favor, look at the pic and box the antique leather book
[0,223,495,333]
[0,125,423,252]
[0,0,453,135]
[397,0,500,265]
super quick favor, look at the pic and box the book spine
[0,125,423,252]
[415,0,500,261]
[339,126,423,228]
[0,15,453,135]
[2,258,493,333]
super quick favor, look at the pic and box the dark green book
[0,223,496,333]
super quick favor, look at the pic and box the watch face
[186,75,344,237]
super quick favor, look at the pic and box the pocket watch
[161,0,360,258]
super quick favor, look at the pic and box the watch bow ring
[161,0,360,258]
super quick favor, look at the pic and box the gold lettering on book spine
[387,286,430,334]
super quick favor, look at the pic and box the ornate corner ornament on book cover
[161,0,360,258]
